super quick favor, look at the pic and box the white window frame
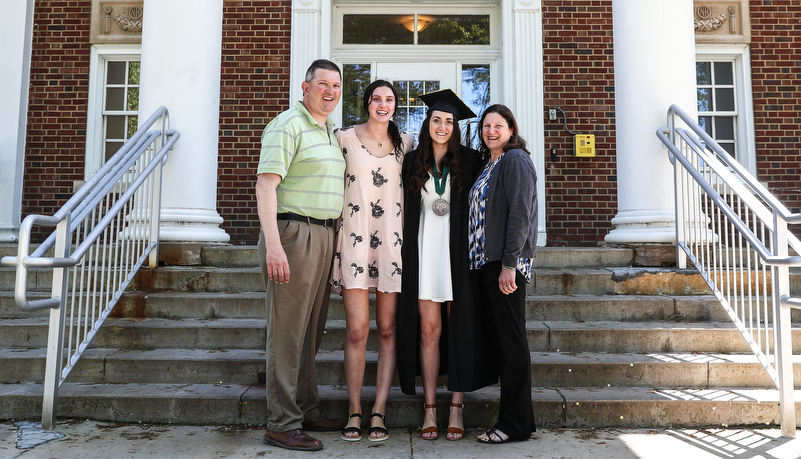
[85,44,141,180]
[696,44,756,175]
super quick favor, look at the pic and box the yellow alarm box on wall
[574,134,596,157]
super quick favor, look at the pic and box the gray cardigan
[481,148,538,269]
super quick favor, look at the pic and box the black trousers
[477,261,536,439]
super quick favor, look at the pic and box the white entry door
[374,62,458,140]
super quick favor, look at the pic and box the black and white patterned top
[331,127,414,293]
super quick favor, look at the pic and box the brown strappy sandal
[421,403,438,440]
[446,402,465,441]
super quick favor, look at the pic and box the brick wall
[541,1,617,246]
[23,1,92,242]
[21,1,797,246]
[219,0,292,244]
[749,0,801,214]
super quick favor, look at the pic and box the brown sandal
[421,403,438,440]
[446,402,465,441]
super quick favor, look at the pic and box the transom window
[342,14,490,45]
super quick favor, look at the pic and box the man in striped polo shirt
[256,59,346,452]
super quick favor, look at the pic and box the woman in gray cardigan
[468,104,538,444]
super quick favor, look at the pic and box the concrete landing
[2,420,801,459]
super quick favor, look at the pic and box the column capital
[514,0,541,10]
[293,0,319,10]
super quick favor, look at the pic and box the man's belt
[277,212,335,228]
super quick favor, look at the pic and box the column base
[158,208,230,243]
[0,224,19,243]
[604,210,675,244]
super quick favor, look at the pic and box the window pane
[106,87,124,110]
[696,62,711,85]
[714,62,733,85]
[128,61,140,84]
[418,15,490,45]
[127,116,138,138]
[462,64,490,146]
[342,64,372,127]
[106,116,125,138]
[409,106,426,135]
[343,15,412,44]
[462,65,490,114]
[714,117,734,140]
[720,142,736,157]
[105,141,124,161]
[127,87,139,111]
[715,88,735,111]
[698,116,712,136]
[107,61,126,84]
[395,80,440,138]
[697,88,711,112]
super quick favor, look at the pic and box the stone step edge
[0,349,790,389]
[0,383,791,429]
[0,317,784,329]
[6,347,800,365]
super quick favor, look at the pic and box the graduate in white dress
[398,89,495,441]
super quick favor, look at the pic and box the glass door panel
[374,62,457,141]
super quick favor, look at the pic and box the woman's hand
[498,267,517,295]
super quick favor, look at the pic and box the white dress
[418,173,453,302]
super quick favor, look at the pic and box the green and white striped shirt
[258,101,346,219]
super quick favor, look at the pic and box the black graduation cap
[419,89,477,121]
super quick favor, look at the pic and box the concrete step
[0,382,795,429]
[2,291,731,323]
[0,318,267,350]
[65,292,727,322]
[10,264,801,296]
[4,317,801,355]
[199,246,638,269]
[4,348,792,389]
[118,266,714,296]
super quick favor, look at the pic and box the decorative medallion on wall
[90,0,144,44]
[693,1,750,44]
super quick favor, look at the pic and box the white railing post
[40,218,71,429]
[772,211,796,437]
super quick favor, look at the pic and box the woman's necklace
[431,161,450,216]
[362,125,387,148]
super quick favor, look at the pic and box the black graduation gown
[396,146,498,395]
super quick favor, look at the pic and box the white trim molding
[503,0,546,245]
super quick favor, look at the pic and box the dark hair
[408,111,465,193]
[477,104,530,160]
[305,59,341,82]
[362,79,404,161]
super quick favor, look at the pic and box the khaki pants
[259,221,334,432]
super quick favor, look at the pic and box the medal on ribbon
[432,162,449,216]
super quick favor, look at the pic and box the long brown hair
[407,112,465,193]
[362,79,404,161]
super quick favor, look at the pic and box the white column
[138,0,229,242]
[502,0,546,246]
[289,0,328,104]
[605,0,697,243]
[0,0,35,243]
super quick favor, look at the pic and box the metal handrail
[0,106,178,429]
[657,104,800,438]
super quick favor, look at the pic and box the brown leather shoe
[301,414,346,432]
[262,428,323,451]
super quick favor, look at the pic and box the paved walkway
[3,420,801,458]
